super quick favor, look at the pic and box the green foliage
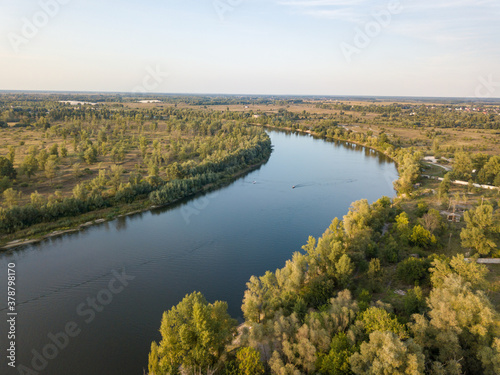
[30,191,46,207]
[452,151,473,181]
[236,347,265,375]
[263,291,359,375]
[416,202,428,217]
[35,116,50,129]
[350,331,425,375]
[317,333,355,375]
[438,173,451,199]
[358,307,408,340]
[60,145,68,158]
[38,149,48,170]
[394,212,411,242]
[0,176,12,193]
[403,286,426,317]
[3,188,21,208]
[380,235,400,263]
[478,155,500,185]
[21,153,38,179]
[396,257,431,285]
[49,143,59,156]
[83,145,98,164]
[366,258,383,291]
[460,204,499,256]
[410,225,437,249]
[0,157,16,180]
[410,274,500,374]
[148,292,236,375]
[393,150,422,196]
[419,208,445,235]
[7,146,15,164]
[335,254,355,289]
[429,254,489,290]
[356,289,372,312]
[45,155,58,183]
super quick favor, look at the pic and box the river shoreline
[0,130,400,375]
[253,123,400,168]
[0,160,269,251]
[1,125,398,251]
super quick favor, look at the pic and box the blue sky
[0,0,499,97]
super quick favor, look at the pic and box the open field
[115,99,500,154]
[0,121,180,205]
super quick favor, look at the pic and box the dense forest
[148,195,500,375]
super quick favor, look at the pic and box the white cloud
[276,0,499,47]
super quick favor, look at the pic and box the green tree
[242,272,278,323]
[394,212,411,242]
[403,286,426,316]
[393,151,421,196]
[317,333,355,375]
[60,145,68,158]
[494,173,500,188]
[0,157,16,180]
[72,162,83,179]
[38,149,49,170]
[35,116,50,129]
[148,161,159,178]
[359,307,408,340]
[3,188,21,208]
[139,135,148,159]
[420,208,444,235]
[335,254,354,289]
[45,155,58,184]
[429,254,489,291]
[367,258,383,291]
[478,156,500,185]
[0,176,12,193]
[72,183,88,201]
[236,347,265,375]
[7,146,15,164]
[410,274,500,374]
[438,173,451,199]
[452,151,473,180]
[21,154,38,179]
[30,191,46,207]
[148,292,236,375]
[166,162,182,180]
[109,164,124,192]
[397,257,430,285]
[83,145,98,164]
[350,331,425,375]
[49,143,59,156]
[410,225,437,248]
[460,205,499,256]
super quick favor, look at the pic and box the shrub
[396,257,431,285]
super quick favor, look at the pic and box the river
[0,130,398,375]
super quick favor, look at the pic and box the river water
[0,130,398,375]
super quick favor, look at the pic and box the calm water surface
[0,131,398,375]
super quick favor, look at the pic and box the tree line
[148,196,500,375]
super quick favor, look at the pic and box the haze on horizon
[1,0,499,98]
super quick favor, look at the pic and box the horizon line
[0,90,499,102]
